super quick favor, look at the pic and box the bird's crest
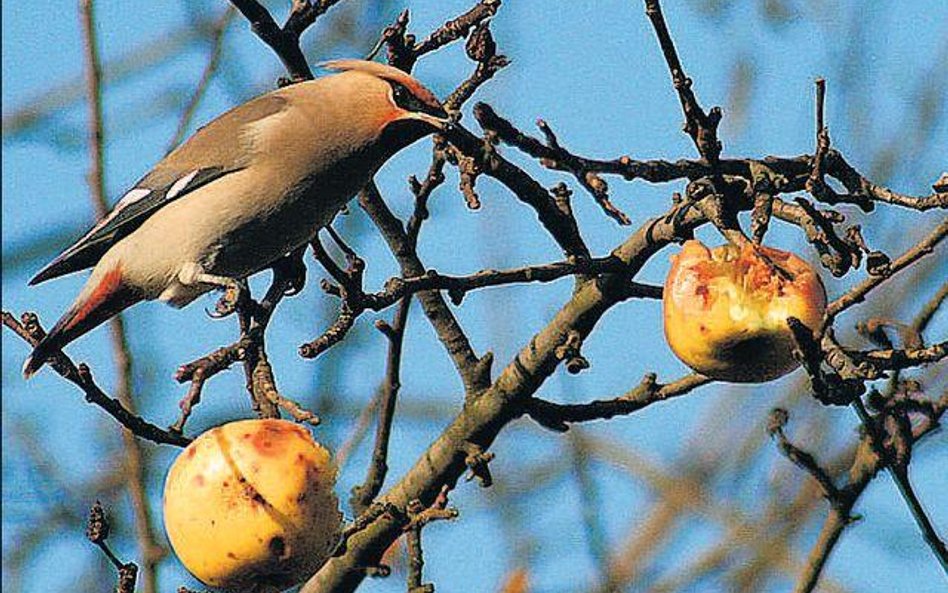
[320,59,442,114]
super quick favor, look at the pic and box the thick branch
[301,203,710,593]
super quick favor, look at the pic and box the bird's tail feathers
[23,266,141,379]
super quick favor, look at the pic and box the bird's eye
[388,81,447,122]
[389,82,411,107]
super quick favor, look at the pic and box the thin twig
[359,182,489,394]
[368,258,661,309]
[642,0,722,164]
[825,218,948,322]
[350,297,412,515]
[527,373,711,431]
[2,312,190,447]
[851,398,948,573]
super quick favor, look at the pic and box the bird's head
[320,59,450,132]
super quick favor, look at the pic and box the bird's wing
[29,167,238,285]
[29,94,291,286]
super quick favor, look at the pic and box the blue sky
[3,1,946,592]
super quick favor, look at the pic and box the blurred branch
[167,7,236,151]
[2,15,227,139]
[793,395,946,592]
[80,3,164,588]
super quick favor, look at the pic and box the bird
[23,59,449,378]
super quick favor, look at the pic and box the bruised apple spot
[269,536,289,560]
[663,240,826,383]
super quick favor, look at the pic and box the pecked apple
[163,418,341,592]
[663,239,826,383]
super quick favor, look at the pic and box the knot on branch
[333,501,405,558]
[405,487,459,532]
[555,330,589,374]
[788,317,865,406]
[463,443,495,487]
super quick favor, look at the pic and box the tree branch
[2,312,190,447]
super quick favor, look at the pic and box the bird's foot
[208,280,248,319]
[272,250,307,297]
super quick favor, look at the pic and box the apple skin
[163,419,342,592]
[663,240,826,383]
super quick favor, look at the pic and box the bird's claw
[282,263,306,296]
[273,252,307,297]
[208,284,244,319]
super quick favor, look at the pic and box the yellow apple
[163,419,341,592]
[663,240,826,382]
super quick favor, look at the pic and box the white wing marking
[71,187,153,245]
[165,170,200,200]
[114,187,153,209]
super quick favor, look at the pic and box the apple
[163,419,341,592]
[663,240,826,382]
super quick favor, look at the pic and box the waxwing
[23,59,448,378]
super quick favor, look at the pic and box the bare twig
[3,313,191,447]
[474,103,631,224]
[86,502,139,593]
[527,374,710,431]
[229,0,318,82]
[350,297,412,515]
[642,0,722,164]
[359,182,489,394]
[825,218,948,322]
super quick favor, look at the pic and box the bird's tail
[23,265,141,379]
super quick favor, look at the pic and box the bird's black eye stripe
[388,81,446,119]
